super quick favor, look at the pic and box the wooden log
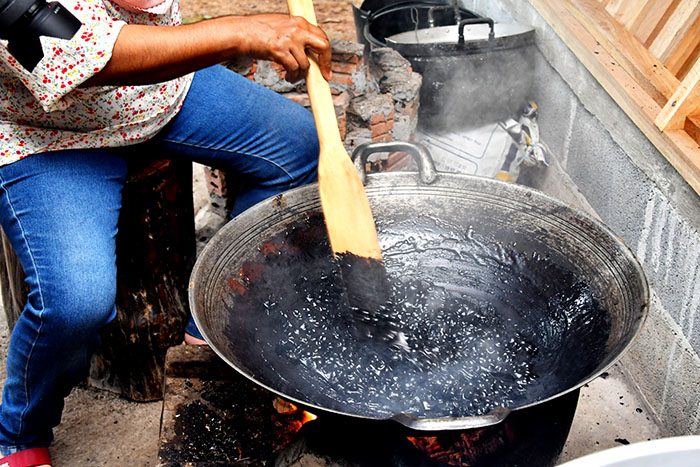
[89,157,195,401]
[0,228,28,331]
[0,157,195,402]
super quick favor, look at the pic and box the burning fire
[272,397,318,432]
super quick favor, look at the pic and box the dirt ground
[180,0,357,41]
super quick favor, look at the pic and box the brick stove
[202,40,422,209]
[158,345,579,466]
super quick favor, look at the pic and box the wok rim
[188,171,650,430]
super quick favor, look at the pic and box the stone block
[348,93,395,126]
[252,60,296,93]
[330,39,365,65]
[392,113,417,142]
[369,47,412,74]
[379,70,422,106]
[343,127,372,153]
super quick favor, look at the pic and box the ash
[219,213,609,421]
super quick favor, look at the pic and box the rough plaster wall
[459,0,700,435]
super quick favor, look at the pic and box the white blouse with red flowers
[0,0,193,166]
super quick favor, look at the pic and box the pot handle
[458,17,495,44]
[427,4,461,27]
[351,141,438,185]
[390,406,511,431]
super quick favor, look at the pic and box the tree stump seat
[0,157,195,402]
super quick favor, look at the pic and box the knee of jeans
[287,113,319,187]
[29,265,117,338]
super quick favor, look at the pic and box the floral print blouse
[0,0,193,166]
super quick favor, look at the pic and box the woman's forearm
[84,14,331,87]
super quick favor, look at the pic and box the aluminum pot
[189,141,648,431]
[356,0,479,49]
[382,18,536,129]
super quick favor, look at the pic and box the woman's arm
[84,14,332,87]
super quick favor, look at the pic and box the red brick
[204,168,227,197]
[384,152,412,171]
[337,113,347,141]
[285,92,310,107]
[332,53,361,65]
[372,133,391,142]
[371,120,394,138]
[332,60,363,75]
[331,72,354,87]
[370,113,385,125]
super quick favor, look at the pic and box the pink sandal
[0,448,51,467]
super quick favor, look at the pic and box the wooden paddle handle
[286,0,343,151]
[287,0,383,261]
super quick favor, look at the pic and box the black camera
[0,0,81,71]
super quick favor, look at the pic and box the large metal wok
[189,142,648,431]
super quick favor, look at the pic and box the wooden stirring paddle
[287,0,404,346]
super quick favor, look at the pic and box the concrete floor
[0,164,663,465]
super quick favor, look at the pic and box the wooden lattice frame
[530,0,700,195]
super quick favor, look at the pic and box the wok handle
[458,17,495,44]
[351,141,438,185]
[390,407,511,431]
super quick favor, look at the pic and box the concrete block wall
[459,0,700,436]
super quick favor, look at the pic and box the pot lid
[386,22,534,45]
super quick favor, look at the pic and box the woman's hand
[237,14,332,83]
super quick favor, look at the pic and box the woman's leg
[152,64,319,217]
[148,65,320,340]
[0,150,126,455]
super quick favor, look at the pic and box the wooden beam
[664,12,700,78]
[605,0,648,29]
[663,130,700,188]
[640,0,682,48]
[528,0,700,195]
[566,0,680,104]
[649,0,700,62]
[656,58,700,130]
[530,0,662,119]
[684,114,700,143]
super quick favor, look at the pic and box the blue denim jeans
[0,65,318,454]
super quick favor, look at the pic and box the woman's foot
[184,332,208,346]
[0,447,51,467]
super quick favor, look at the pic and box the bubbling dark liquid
[221,213,610,419]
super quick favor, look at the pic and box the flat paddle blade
[318,141,382,260]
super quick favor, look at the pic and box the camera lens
[0,0,81,71]
[0,0,38,37]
